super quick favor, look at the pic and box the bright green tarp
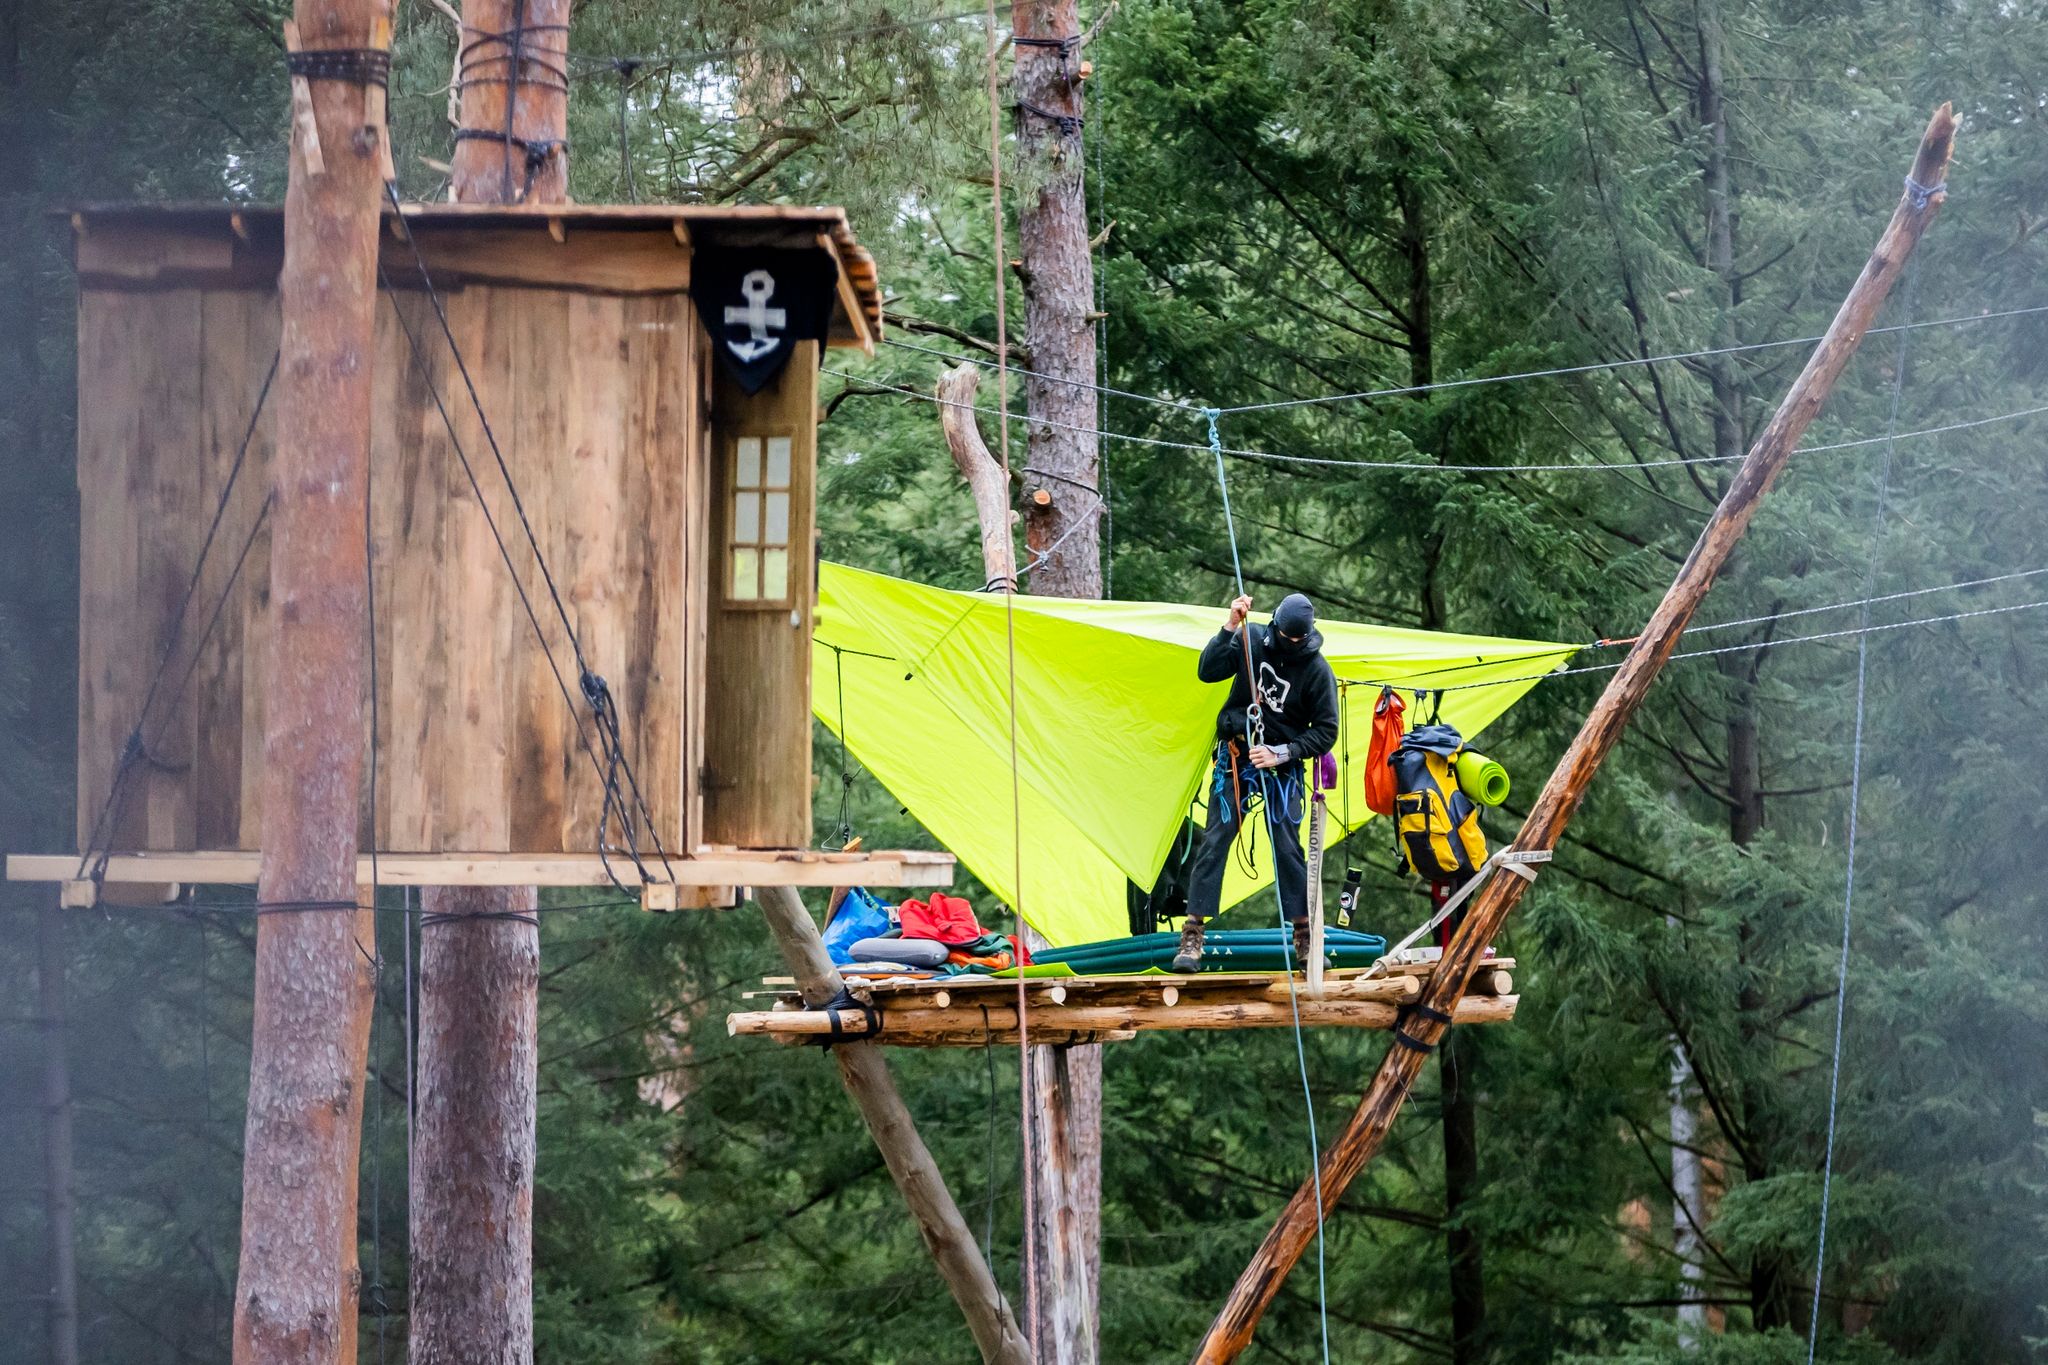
[812,563,1577,947]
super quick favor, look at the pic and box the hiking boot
[1292,919,1314,966]
[1171,917,1206,974]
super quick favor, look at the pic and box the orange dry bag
[1363,686,1406,817]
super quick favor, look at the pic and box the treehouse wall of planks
[55,201,900,890]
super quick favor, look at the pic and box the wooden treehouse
[9,201,954,910]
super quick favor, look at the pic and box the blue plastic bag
[822,888,893,965]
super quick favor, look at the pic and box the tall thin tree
[233,1,393,1361]
[1012,0,1104,1357]
[410,1,567,1360]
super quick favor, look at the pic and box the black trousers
[1185,745,1308,923]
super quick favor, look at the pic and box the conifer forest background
[2,0,2046,1361]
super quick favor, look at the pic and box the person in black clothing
[1173,591,1341,973]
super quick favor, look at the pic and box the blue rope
[1214,432,1330,1361]
[1263,769,1331,1365]
[1807,263,1915,1360]
[1205,407,1246,598]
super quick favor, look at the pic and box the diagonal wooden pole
[756,885,1033,1365]
[1192,103,1958,1365]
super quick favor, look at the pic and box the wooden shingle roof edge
[62,200,883,351]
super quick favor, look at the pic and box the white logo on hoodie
[1257,660,1292,714]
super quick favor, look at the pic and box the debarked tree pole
[756,885,1033,1365]
[1192,103,1959,1365]
[232,1,395,1361]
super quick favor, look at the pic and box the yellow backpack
[1389,722,1487,880]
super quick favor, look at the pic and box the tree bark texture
[1439,1032,1486,1364]
[233,2,392,1360]
[939,364,1019,589]
[409,8,568,1357]
[1014,0,1100,599]
[39,898,78,1365]
[410,885,540,1365]
[1191,106,1958,1364]
[1013,5,1104,1353]
[449,0,570,205]
[755,886,1032,1365]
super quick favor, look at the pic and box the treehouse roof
[812,563,1580,946]
[65,200,882,348]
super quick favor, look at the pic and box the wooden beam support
[755,885,1032,1364]
[1191,103,1959,1364]
[729,992,1518,1044]
[12,848,954,891]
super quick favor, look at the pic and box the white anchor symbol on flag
[724,269,788,362]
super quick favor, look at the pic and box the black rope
[1017,98,1083,137]
[363,355,389,1365]
[828,646,860,849]
[420,909,541,928]
[1012,33,1080,50]
[614,60,641,204]
[75,353,280,882]
[451,129,567,203]
[378,183,675,890]
[286,48,392,87]
[251,899,364,915]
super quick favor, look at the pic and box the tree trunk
[1695,1,1799,1327]
[410,3,567,1357]
[1440,1031,1486,1363]
[1670,1035,1709,1349]
[1014,0,1100,598]
[38,898,78,1365]
[233,2,391,1360]
[1191,107,1957,1363]
[1012,3,1104,1355]
[449,0,569,205]
[1402,169,1488,1363]
[411,886,540,1364]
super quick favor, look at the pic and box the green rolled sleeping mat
[1022,927,1390,976]
[1454,750,1510,806]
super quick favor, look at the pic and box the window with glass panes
[726,433,794,605]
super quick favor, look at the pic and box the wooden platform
[9,847,956,912]
[728,957,1517,1047]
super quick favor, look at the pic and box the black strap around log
[817,987,881,1048]
[1391,1001,1454,1054]
[286,48,392,88]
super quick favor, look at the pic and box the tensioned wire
[1805,263,1918,1365]
[875,301,2048,414]
[834,366,2048,475]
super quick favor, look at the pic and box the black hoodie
[1196,622,1340,761]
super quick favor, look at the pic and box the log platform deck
[728,955,1517,1047]
[8,846,957,912]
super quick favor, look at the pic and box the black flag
[690,247,838,394]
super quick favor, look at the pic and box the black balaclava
[1270,593,1316,655]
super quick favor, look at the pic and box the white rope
[1363,850,1553,975]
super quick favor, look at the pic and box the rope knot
[1904,175,1946,210]
[579,669,612,713]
